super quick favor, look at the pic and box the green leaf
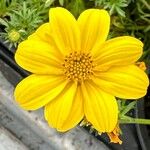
[68,0,85,18]
[120,101,136,116]
[45,0,55,7]
[0,18,8,27]
[59,0,64,6]
[116,6,126,17]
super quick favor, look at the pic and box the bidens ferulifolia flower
[14,7,149,135]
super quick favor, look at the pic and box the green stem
[119,116,150,125]
[140,0,150,10]
[120,101,136,116]
[140,16,150,23]
[126,26,149,30]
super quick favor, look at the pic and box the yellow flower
[14,7,149,133]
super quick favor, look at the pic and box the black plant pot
[0,39,29,86]
[135,87,150,150]
[0,40,150,150]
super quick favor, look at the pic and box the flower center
[63,51,94,81]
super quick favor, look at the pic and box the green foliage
[59,0,64,6]
[0,0,18,17]
[0,2,46,48]
[0,0,49,48]
[94,0,129,17]
[45,0,55,7]
[67,0,85,18]
[118,99,136,117]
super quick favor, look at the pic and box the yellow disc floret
[63,51,94,81]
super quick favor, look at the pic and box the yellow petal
[77,9,110,52]
[49,7,81,55]
[93,36,143,70]
[93,65,149,99]
[81,81,118,132]
[44,82,83,131]
[15,39,63,74]
[27,33,40,41]
[28,23,51,43]
[14,74,68,110]
[28,23,63,56]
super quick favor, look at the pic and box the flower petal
[15,39,63,74]
[81,81,118,132]
[28,23,64,57]
[93,36,143,70]
[14,74,68,110]
[28,23,51,43]
[93,65,149,99]
[77,9,110,52]
[49,7,81,54]
[44,82,83,131]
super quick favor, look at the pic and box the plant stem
[126,26,148,30]
[119,116,150,125]
[120,101,136,116]
[140,0,150,10]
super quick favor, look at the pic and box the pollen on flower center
[62,51,94,81]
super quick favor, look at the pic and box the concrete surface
[0,127,28,150]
